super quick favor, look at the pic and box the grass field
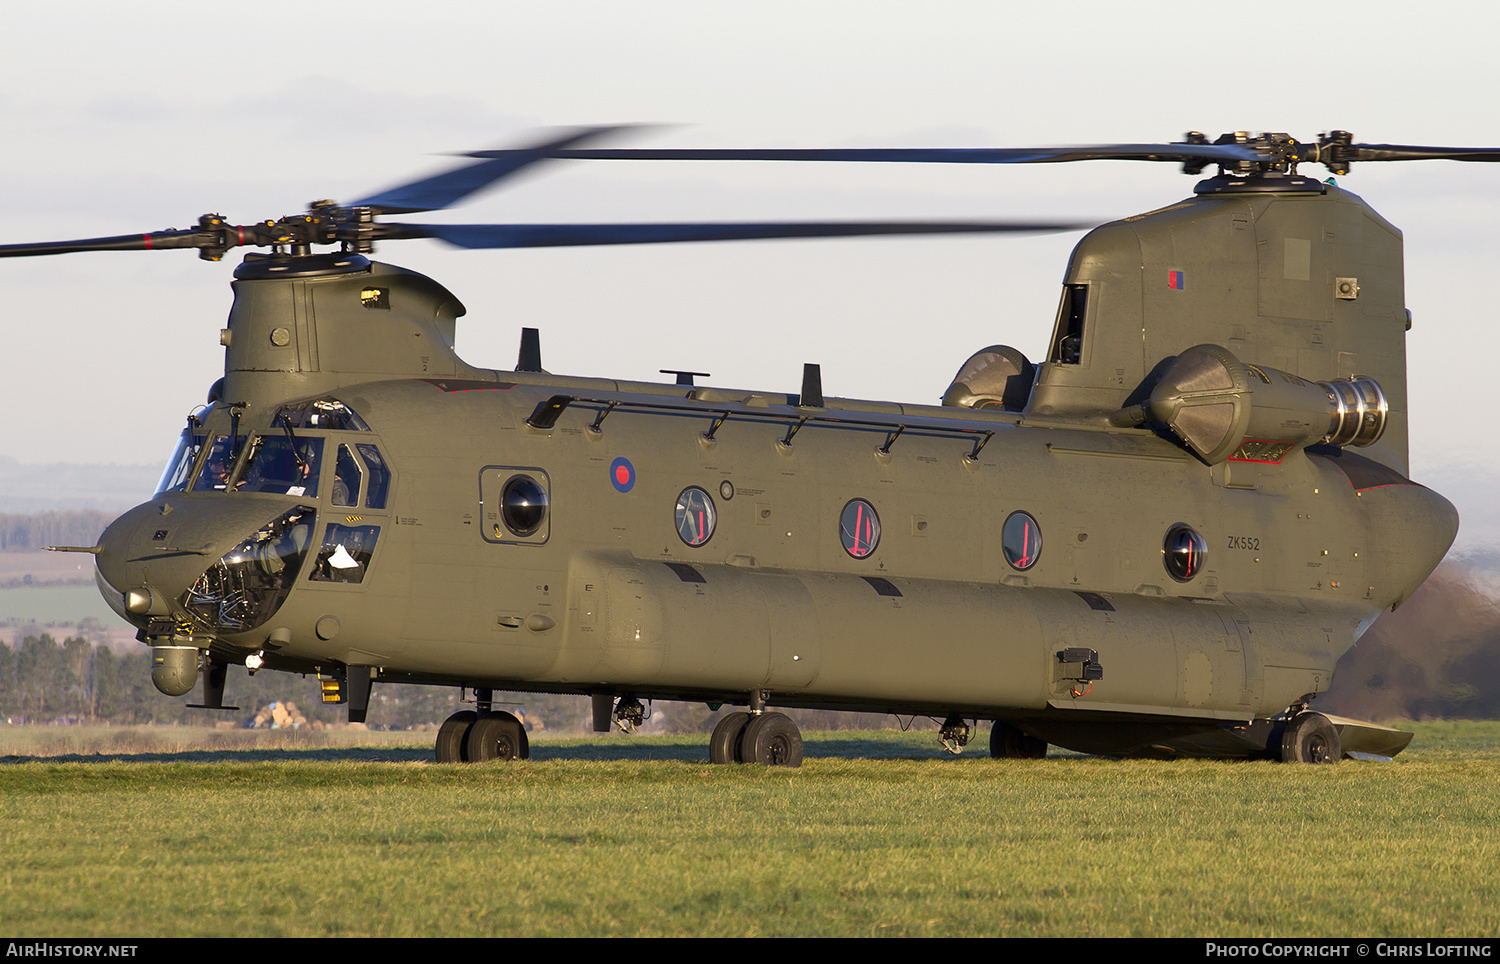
[1,722,1496,938]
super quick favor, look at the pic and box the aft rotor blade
[467,143,1266,166]
[349,126,639,215]
[1341,143,1500,163]
[389,220,1089,249]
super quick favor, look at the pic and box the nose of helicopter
[95,495,318,631]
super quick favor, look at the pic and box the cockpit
[144,395,394,635]
[155,397,388,508]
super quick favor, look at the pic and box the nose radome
[96,500,218,616]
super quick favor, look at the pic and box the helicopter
[10,127,1479,766]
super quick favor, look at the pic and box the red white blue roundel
[610,457,636,493]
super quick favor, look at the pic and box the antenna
[516,328,543,373]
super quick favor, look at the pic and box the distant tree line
[0,633,609,730]
[0,511,116,551]
[0,634,337,726]
[1,633,908,733]
[0,634,488,728]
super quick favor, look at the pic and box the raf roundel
[610,456,636,493]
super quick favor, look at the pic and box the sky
[3,0,1498,552]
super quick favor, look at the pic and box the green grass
[0,723,1496,937]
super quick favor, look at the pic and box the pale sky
[3,0,1498,550]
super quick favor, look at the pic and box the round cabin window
[1003,511,1042,570]
[840,499,880,559]
[1163,524,1207,582]
[675,486,716,547]
[501,475,548,537]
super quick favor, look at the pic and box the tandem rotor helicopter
[10,126,1483,766]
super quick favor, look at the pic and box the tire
[435,710,477,763]
[709,711,751,765]
[1281,711,1341,764]
[740,712,804,767]
[494,710,531,760]
[989,721,1047,759]
[466,712,525,763]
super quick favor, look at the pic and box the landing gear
[1281,711,1341,764]
[435,710,477,763]
[466,711,529,762]
[741,713,803,767]
[435,708,531,763]
[707,710,803,767]
[989,721,1047,759]
[709,711,751,764]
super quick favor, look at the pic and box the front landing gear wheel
[740,712,803,767]
[1281,711,1341,764]
[709,711,751,764]
[466,711,530,762]
[436,710,476,763]
[989,721,1047,759]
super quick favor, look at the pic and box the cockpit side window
[333,444,361,508]
[236,435,324,497]
[309,523,380,584]
[156,429,206,495]
[356,443,391,509]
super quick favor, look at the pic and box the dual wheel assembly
[709,711,804,767]
[1280,710,1341,763]
[435,709,531,763]
[989,721,1047,758]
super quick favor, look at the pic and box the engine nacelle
[943,345,1035,411]
[1141,344,1387,464]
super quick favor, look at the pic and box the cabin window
[501,475,549,537]
[675,487,716,547]
[840,499,881,559]
[1002,511,1042,570]
[1048,284,1089,365]
[480,467,549,544]
[1163,524,1207,582]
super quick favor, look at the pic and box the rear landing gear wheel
[740,712,803,767]
[709,711,751,765]
[989,721,1047,759]
[436,710,476,763]
[1281,711,1340,764]
[466,711,530,762]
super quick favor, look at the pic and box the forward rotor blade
[467,143,1266,166]
[349,126,640,215]
[388,220,1088,249]
[0,228,208,258]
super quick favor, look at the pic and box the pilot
[193,437,236,491]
